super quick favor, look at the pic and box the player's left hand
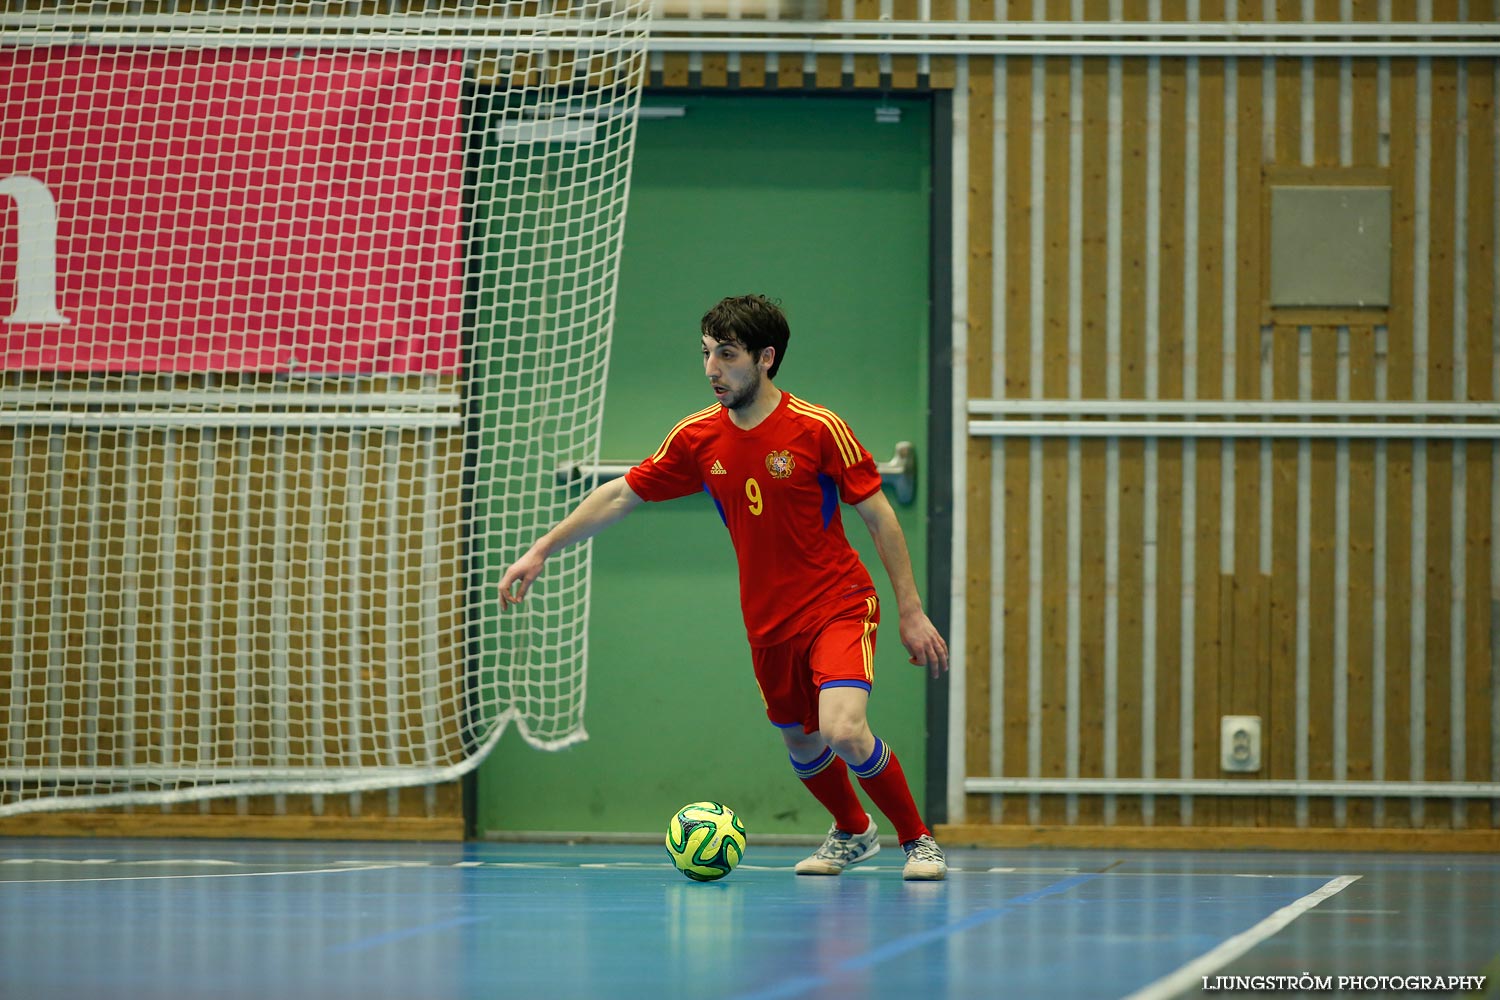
[898,610,949,679]
[499,549,547,608]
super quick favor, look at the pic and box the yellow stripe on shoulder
[650,404,720,464]
[787,397,859,467]
[791,397,860,454]
[788,396,861,459]
[787,401,856,466]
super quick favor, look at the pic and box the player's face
[702,335,766,411]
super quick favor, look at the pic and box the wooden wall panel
[1464,58,1498,830]
[999,49,1034,826]
[1465,439,1495,830]
[1309,332,1339,831]
[939,17,1495,833]
[853,0,882,87]
[1116,45,1149,828]
[1193,54,1227,828]
[1153,52,1188,829]
[1337,0,1382,833]
[1385,438,1418,829]
[964,54,997,825]
[890,0,919,89]
[1346,332,1378,829]
[1153,435,1185,828]
[1426,59,1461,830]
[1228,53,1267,829]
[1385,57,1419,829]
[1078,56,1110,827]
[1037,50,1073,828]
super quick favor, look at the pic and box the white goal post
[0,1,651,815]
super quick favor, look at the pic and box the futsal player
[499,295,950,881]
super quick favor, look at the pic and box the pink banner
[0,48,465,373]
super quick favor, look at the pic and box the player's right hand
[499,550,545,607]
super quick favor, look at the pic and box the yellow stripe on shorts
[860,596,878,682]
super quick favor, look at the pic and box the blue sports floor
[1,837,1496,999]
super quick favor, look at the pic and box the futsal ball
[664,801,747,881]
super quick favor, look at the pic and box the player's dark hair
[701,295,790,380]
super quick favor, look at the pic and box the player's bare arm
[500,476,645,607]
[853,490,950,678]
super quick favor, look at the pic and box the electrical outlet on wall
[1220,715,1262,773]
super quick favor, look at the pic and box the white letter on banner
[0,174,70,326]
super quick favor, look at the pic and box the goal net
[0,1,651,815]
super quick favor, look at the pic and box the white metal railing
[0,412,462,428]
[3,12,1497,37]
[1,14,1496,56]
[966,777,1500,799]
[0,12,641,32]
[970,421,1500,439]
[970,399,1500,418]
[0,767,449,781]
[5,34,1493,57]
[968,398,1500,440]
[0,389,460,408]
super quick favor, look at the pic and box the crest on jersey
[765,449,795,479]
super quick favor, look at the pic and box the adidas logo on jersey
[710,460,728,475]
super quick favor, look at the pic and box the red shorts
[751,593,880,735]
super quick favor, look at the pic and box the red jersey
[625,391,884,647]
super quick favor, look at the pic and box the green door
[477,93,932,837]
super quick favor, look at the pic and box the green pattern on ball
[664,801,747,882]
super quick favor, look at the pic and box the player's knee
[823,721,873,761]
[781,727,825,758]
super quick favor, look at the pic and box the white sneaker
[794,818,880,875]
[900,834,947,881]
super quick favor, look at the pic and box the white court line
[0,864,393,885]
[1,858,238,867]
[1122,875,1362,1000]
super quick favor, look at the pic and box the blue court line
[730,873,1102,1000]
[329,914,491,955]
